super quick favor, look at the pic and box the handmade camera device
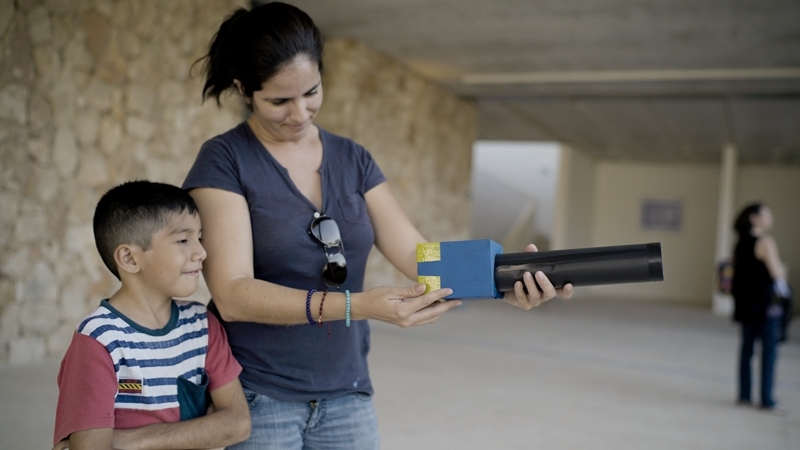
[417,240,664,300]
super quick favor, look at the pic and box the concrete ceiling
[283,0,800,164]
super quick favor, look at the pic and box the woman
[731,203,787,411]
[184,3,573,448]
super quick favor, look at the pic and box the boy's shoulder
[75,301,124,338]
[75,300,210,344]
[172,300,212,327]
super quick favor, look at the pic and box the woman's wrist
[348,291,366,321]
[308,290,359,324]
[345,289,351,327]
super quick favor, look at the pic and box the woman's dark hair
[196,2,324,105]
[733,202,764,237]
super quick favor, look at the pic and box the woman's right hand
[353,284,460,328]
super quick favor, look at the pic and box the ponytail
[194,2,324,106]
[195,8,248,105]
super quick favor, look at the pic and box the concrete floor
[2,297,799,449]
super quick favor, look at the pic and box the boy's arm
[59,428,113,450]
[54,332,118,447]
[110,378,250,450]
[107,307,249,450]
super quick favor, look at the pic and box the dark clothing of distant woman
[732,234,773,325]
[731,204,783,409]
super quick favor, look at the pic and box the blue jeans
[228,388,380,450]
[738,317,780,407]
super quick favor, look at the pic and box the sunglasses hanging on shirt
[309,212,347,287]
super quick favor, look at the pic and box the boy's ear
[114,244,142,275]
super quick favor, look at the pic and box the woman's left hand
[503,244,574,310]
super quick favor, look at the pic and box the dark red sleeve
[53,332,118,445]
[205,311,242,391]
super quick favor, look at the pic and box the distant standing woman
[184,2,572,449]
[731,203,788,411]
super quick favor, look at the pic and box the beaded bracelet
[345,290,351,327]
[305,289,316,325]
[320,290,332,338]
[318,290,328,328]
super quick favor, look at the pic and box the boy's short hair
[93,180,199,279]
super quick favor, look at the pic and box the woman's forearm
[211,276,308,324]
[210,275,357,325]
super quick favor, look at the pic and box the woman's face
[752,206,774,232]
[246,55,323,143]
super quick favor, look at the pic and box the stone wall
[0,0,246,365]
[0,2,476,365]
[317,39,476,288]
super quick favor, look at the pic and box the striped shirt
[53,300,241,445]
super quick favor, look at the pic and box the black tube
[494,242,663,292]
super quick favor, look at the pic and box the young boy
[52,181,250,450]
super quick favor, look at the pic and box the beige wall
[555,157,800,306]
[552,145,597,250]
[585,163,721,304]
[737,165,800,288]
[0,4,476,365]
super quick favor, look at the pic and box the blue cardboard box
[417,239,504,299]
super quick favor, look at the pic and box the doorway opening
[470,141,561,252]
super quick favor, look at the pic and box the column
[712,144,737,315]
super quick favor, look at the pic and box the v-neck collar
[242,122,328,214]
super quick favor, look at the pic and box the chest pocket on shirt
[338,194,369,225]
[177,372,210,421]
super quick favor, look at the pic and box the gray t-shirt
[183,122,386,401]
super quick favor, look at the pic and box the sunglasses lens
[311,217,341,246]
[311,214,347,286]
[323,253,347,286]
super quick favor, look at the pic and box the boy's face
[139,212,206,300]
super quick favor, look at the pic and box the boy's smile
[140,212,207,300]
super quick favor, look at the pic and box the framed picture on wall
[641,198,682,232]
